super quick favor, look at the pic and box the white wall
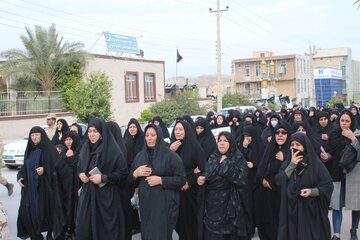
[84,55,165,126]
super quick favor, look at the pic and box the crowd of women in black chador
[16,104,360,240]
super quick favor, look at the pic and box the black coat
[278,133,333,240]
[129,124,186,240]
[199,131,250,239]
[17,126,57,239]
[76,118,128,240]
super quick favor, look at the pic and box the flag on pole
[177,49,183,63]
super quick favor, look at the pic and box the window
[245,64,250,77]
[279,60,287,74]
[125,72,139,102]
[255,62,261,77]
[144,73,156,102]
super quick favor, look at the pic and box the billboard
[103,32,140,54]
[314,68,342,79]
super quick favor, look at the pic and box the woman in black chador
[76,118,128,240]
[129,124,186,240]
[254,122,293,240]
[52,119,70,145]
[53,131,80,240]
[152,116,170,139]
[195,117,217,160]
[17,126,57,240]
[123,118,145,238]
[170,120,207,240]
[198,131,251,240]
[278,132,333,240]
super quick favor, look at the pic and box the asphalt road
[0,167,354,239]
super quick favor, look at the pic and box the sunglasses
[275,130,288,135]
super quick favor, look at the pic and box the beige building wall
[232,53,304,103]
[84,55,165,126]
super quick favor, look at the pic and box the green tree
[139,90,206,126]
[326,96,347,109]
[0,24,86,91]
[66,72,112,123]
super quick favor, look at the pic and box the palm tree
[0,24,86,92]
[356,0,360,9]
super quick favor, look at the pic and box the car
[2,123,87,169]
[2,136,28,169]
[167,115,206,137]
[217,106,257,116]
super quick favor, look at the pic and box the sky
[0,0,359,79]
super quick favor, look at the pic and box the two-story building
[84,54,165,126]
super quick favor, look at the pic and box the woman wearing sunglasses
[278,132,333,240]
[254,122,293,240]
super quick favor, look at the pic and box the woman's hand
[276,151,284,161]
[181,182,190,191]
[262,179,272,190]
[66,149,74,157]
[291,149,303,165]
[18,177,25,187]
[197,176,206,186]
[342,128,356,141]
[133,165,152,179]
[145,176,162,187]
[169,140,182,152]
[220,155,227,163]
[247,161,254,169]
[300,188,311,198]
[79,172,89,183]
[89,174,102,185]
[193,166,201,174]
[320,152,329,162]
[36,167,44,176]
[321,134,328,141]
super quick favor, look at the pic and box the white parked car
[2,136,28,169]
[2,123,87,169]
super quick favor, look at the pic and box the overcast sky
[0,0,359,79]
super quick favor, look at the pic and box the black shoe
[331,235,340,240]
[6,183,14,196]
[351,229,358,240]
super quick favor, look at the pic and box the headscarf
[327,109,355,181]
[106,121,127,160]
[123,118,145,166]
[278,132,333,240]
[79,118,127,173]
[152,116,170,139]
[52,119,70,145]
[195,117,217,160]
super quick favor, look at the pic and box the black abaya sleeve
[161,152,186,189]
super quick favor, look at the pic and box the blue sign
[103,32,140,54]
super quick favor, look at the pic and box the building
[231,51,314,106]
[314,67,345,106]
[84,54,165,126]
[312,48,360,103]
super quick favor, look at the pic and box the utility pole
[307,44,317,107]
[210,1,228,112]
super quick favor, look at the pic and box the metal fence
[0,91,67,116]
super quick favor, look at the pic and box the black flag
[177,49,183,63]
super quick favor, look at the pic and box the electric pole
[209,0,228,112]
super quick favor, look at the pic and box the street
[0,167,354,239]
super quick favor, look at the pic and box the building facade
[84,55,165,126]
[314,68,345,106]
[232,51,313,106]
[312,48,356,103]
